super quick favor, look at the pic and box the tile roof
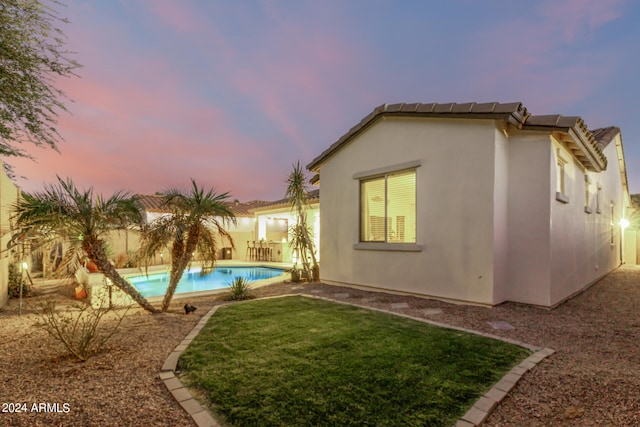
[590,126,620,149]
[135,194,268,217]
[136,194,166,212]
[307,102,609,172]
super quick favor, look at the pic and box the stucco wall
[117,212,254,265]
[318,117,499,304]
[0,162,21,307]
[492,127,510,303]
[505,133,553,306]
[316,117,629,307]
[548,135,625,305]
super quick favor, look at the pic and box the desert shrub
[35,290,129,361]
[224,277,254,301]
[7,263,30,298]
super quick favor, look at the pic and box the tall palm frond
[11,176,157,313]
[137,179,236,311]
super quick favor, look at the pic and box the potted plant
[288,266,301,282]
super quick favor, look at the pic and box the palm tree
[11,176,158,313]
[286,161,318,281]
[137,179,236,311]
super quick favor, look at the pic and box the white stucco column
[257,216,267,240]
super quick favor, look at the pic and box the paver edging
[160,304,223,427]
[301,294,556,426]
[160,293,555,427]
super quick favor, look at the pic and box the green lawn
[178,296,530,426]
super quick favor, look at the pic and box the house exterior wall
[0,162,21,307]
[107,214,253,266]
[624,229,637,265]
[505,133,553,306]
[319,117,500,304]
[547,134,626,305]
[492,127,510,303]
[315,115,628,307]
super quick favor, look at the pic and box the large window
[360,169,416,243]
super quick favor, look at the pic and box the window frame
[610,202,615,246]
[353,161,423,252]
[555,149,569,204]
[584,174,592,214]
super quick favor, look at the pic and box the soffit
[307,101,610,173]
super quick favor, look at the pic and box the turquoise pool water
[128,266,285,297]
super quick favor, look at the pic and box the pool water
[128,266,285,297]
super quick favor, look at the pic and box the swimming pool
[128,266,285,297]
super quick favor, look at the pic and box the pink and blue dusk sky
[9,0,640,201]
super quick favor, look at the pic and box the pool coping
[159,294,555,427]
[88,261,292,306]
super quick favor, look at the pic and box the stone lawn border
[159,294,554,427]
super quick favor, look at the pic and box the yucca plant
[224,277,254,301]
[285,161,318,281]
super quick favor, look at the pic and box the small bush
[8,263,30,298]
[114,252,136,269]
[35,290,129,361]
[224,277,254,301]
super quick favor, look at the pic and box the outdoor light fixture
[21,262,28,270]
[620,218,630,229]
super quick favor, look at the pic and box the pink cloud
[9,1,368,202]
[460,0,625,114]
[139,0,206,34]
[538,0,625,42]
[11,38,276,200]
[225,4,362,158]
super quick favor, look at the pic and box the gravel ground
[1,266,639,426]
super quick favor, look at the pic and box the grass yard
[178,296,530,426]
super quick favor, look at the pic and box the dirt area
[1,266,639,426]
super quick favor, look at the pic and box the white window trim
[355,160,422,252]
[354,242,423,251]
[556,150,569,204]
[584,174,592,214]
[610,201,615,247]
[353,160,422,180]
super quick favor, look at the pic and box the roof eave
[526,124,607,172]
[307,101,528,172]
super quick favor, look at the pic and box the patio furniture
[257,240,265,261]
[246,241,255,261]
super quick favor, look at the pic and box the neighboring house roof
[250,189,320,213]
[136,194,166,213]
[590,126,629,204]
[135,194,268,217]
[307,102,608,173]
[591,126,621,149]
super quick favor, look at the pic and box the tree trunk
[84,239,158,313]
[161,227,200,311]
